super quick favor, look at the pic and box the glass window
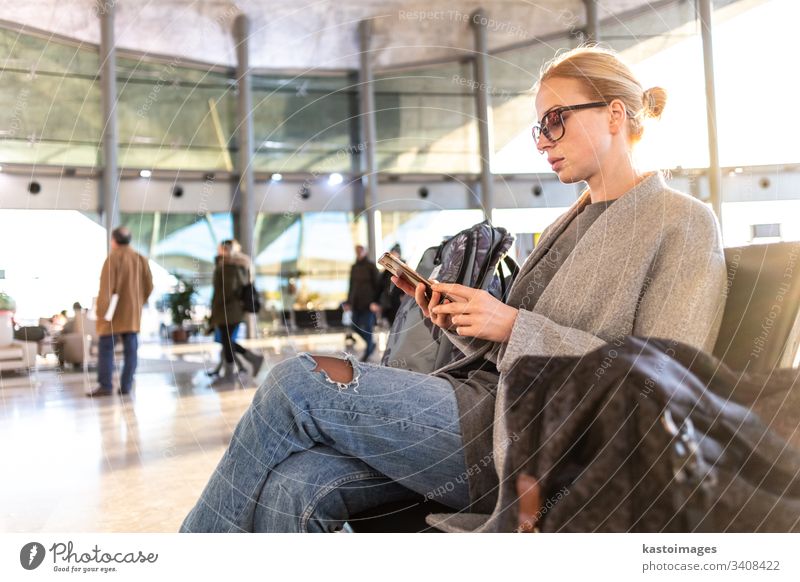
[117,56,235,171]
[254,211,362,310]
[0,28,101,167]
[374,62,479,174]
[252,75,353,174]
[120,211,233,312]
[378,209,485,269]
[0,209,107,321]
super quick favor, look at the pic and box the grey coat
[426,172,728,532]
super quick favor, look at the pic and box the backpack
[502,336,800,533]
[381,220,518,373]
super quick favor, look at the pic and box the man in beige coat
[88,227,153,397]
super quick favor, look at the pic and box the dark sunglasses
[531,101,609,144]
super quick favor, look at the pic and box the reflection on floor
[0,332,385,532]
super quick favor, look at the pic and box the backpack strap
[498,255,520,302]
[473,225,497,288]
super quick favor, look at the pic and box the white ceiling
[0,0,656,71]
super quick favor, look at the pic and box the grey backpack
[381,221,518,373]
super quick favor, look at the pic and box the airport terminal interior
[1,0,799,532]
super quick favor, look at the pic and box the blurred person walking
[210,239,264,384]
[88,227,153,397]
[344,244,382,362]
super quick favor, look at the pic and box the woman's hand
[390,276,455,330]
[429,283,519,343]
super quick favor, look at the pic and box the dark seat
[293,309,322,331]
[323,308,345,330]
[712,242,800,373]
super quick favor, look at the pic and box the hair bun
[642,86,667,118]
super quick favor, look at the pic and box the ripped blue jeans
[180,353,470,532]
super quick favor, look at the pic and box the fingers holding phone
[390,275,453,330]
[390,275,416,298]
[415,280,455,330]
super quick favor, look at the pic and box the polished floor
[0,332,385,532]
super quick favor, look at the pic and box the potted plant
[166,274,196,343]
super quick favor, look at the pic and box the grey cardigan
[426,172,728,532]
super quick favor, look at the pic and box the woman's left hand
[430,283,519,343]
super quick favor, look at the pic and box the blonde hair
[537,45,667,143]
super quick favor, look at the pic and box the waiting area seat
[264,307,348,335]
[59,312,122,371]
[0,341,38,374]
[712,241,800,372]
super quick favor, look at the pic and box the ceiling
[0,0,659,71]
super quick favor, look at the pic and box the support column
[698,0,723,222]
[98,0,119,249]
[358,19,379,261]
[233,14,257,338]
[583,0,600,43]
[470,9,494,222]
[233,14,256,258]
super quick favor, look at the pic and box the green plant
[166,274,196,327]
[0,292,15,311]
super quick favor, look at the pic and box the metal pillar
[347,71,367,218]
[583,0,600,43]
[698,0,723,222]
[470,9,494,222]
[98,0,119,249]
[234,14,257,338]
[233,14,255,258]
[358,19,379,260]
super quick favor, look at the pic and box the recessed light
[271,173,283,181]
[140,169,152,178]
[328,173,343,186]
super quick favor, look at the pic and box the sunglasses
[531,101,609,144]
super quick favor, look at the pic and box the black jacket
[347,258,381,311]
[501,336,800,532]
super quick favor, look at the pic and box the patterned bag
[381,220,518,372]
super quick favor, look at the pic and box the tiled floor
[0,332,381,532]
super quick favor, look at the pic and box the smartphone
[378,252,453,303]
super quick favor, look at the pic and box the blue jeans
[351,309,377,358]
[180,353,470,532]
[97,333,138,392]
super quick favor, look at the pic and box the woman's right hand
[390,276,455,330]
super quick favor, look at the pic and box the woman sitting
[180,46,727,533]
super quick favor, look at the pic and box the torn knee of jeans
[300,352,361,393]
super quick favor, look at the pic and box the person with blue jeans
[344,245,381,362]
[97,333,138,394]
[180,352,471,532]
[88,226,153,397]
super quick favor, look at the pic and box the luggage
[503,336,800,532]
[381,220,518,373]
